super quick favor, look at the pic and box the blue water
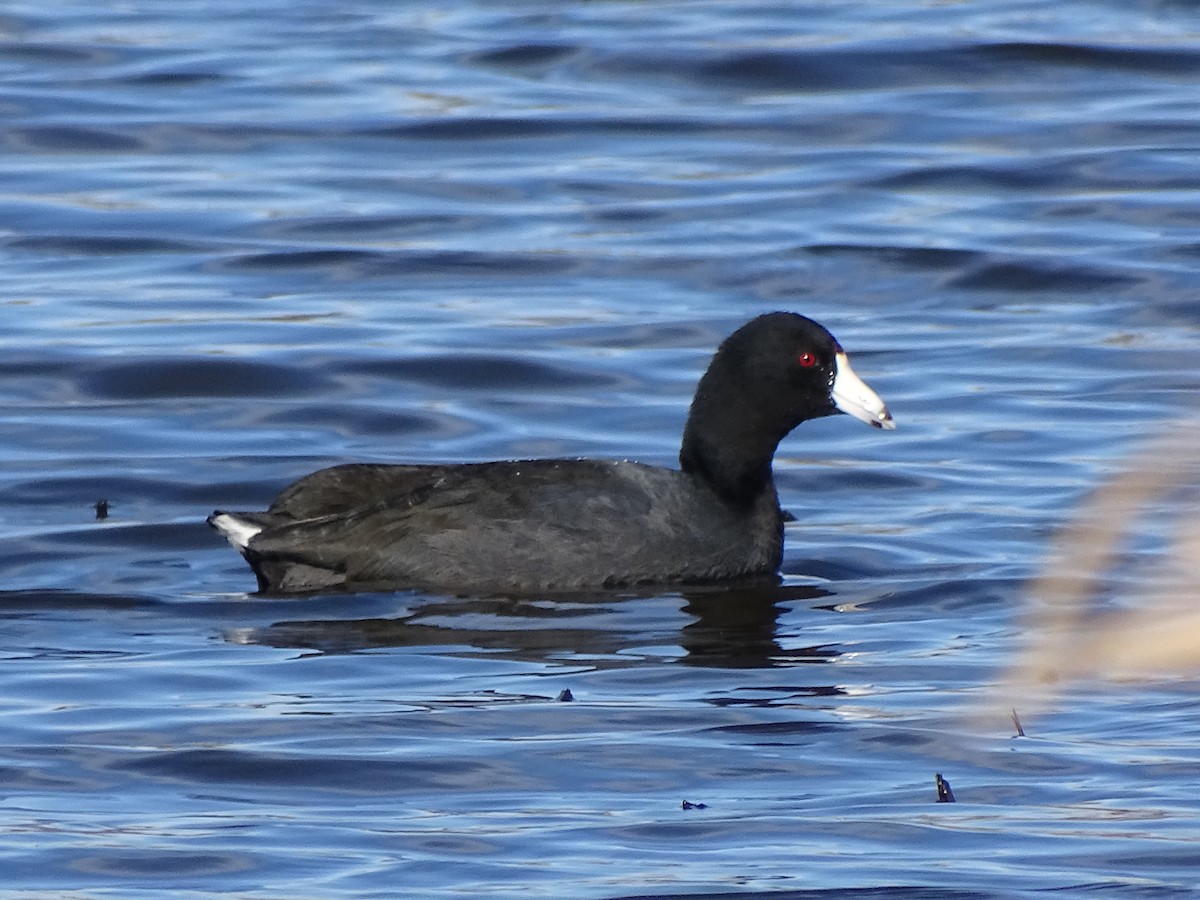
[3,1,1200,896]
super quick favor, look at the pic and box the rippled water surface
[4,1,1200,897]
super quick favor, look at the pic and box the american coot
[210,312,894,594]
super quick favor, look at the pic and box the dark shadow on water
[0,578,846,670]
[0,588,153,611]
[610,888,997,900]
[677,585,837,669]
[228,581,835,670]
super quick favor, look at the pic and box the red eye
[798,352,817,368]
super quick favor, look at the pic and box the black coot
[210,312,894,594]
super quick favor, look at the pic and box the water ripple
[2,2,1200,897]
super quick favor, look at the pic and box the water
[3,1,1200,896]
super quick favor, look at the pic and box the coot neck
[678,393,790,507]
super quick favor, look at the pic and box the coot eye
[798,352,817,368]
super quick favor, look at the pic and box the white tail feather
[210,513,263,551]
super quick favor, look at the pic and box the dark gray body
[224,459,784,594]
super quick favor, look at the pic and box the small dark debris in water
[1011,707,1025,737]
[556,689,574,702]
[935,772,955,803]
[95,499,109,520]
[681,800,708,811]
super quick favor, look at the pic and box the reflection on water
[229,582,834,670]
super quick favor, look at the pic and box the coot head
[679,312,893,502]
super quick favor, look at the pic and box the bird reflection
[678,582,837,668]
[225,580,836,669]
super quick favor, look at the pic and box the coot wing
[241,459,778,593]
